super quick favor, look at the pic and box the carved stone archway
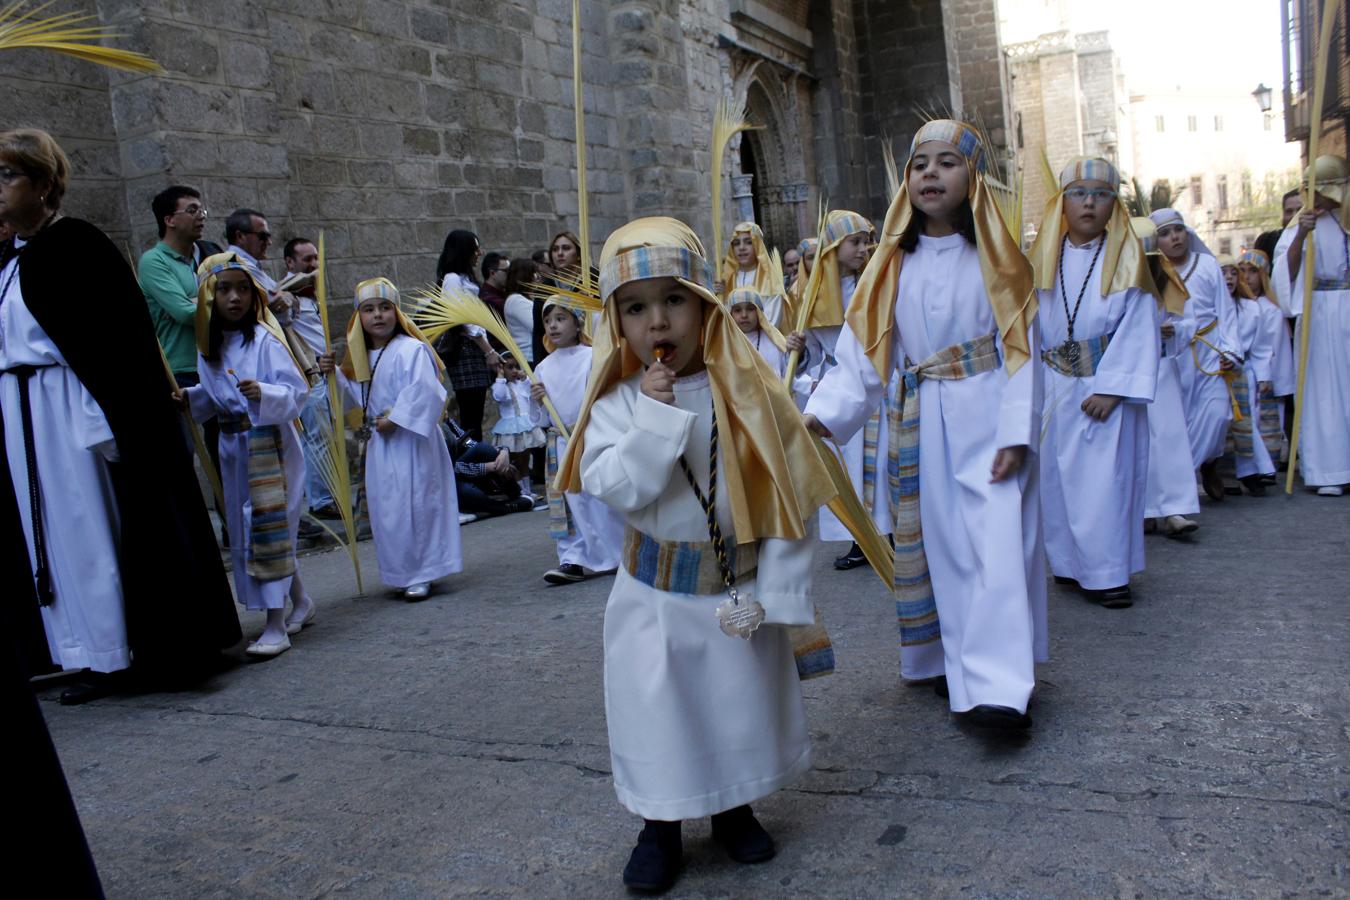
[729,56,812,253]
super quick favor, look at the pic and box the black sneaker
[711,805,775,864]
[310,503,343,520]
[963,704,1032,730]
[622,820,682,893]
[509,496,534,513]
[543,563,586,584]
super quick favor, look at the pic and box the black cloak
[0,217,240,678]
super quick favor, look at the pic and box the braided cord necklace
[1056,234,1106,364]
[356,345,387,441]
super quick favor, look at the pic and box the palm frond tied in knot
[0,1,163,72]
[407,285,572,442]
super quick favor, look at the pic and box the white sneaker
[404,582,431,600]
[1316,485,1344,496]
[458,512,478,524]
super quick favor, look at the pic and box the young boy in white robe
[319,277,462,600]
[1150,208,1242,502]
[805,119,1046,730]
[180,253,314,657]
[531,297,623,585]
[788,211,887,569]
[1031,159,1159,609]
[1131,217,1200,538]
[726,287,811,406]
[1271,155,1350,495]
[1239,249,1294,468]
[718,222,788,328]
[556,217,836,892]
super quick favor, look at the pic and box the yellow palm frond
[569,0,593,294]
[0,1,163,72]
[882,135,901,200]
[527,267,603,312]
[711,98,759,263]
[408,285,571,442]
[813,435,893,590]
[315,232,362,593]
[1038,147,1058,196]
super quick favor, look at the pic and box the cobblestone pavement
[38,487,1349,897]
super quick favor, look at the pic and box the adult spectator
[1254,188,1301,270]
[224,207,277,292]
[478,251,509,317]
[444,418,533,517]
[502,257,540,364]
[531,248,549,268]
[783,246,801,288]
[0,128,239,703]
[435,229,500,440]
[280,237,339,526]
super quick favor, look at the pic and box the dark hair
[435,229,480,281]
[205,285,259,362]
[1283,188,1301,203]
[284,236,315,259]
[151,185,201,238]
[503,257,537,296]
[225,208,265,244]
[480,251,505,281]
[531,248,548,265]
[898,201,977,252]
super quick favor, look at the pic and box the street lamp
[1252,83,1273,113]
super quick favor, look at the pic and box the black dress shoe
[1200,462,1225,501]
[1091,585,1133,609]
[59,673,125,706]
[1240,475,1267,497]
[933,675,949,699]
[964,704,1032,730]
[310,503,343,519]
[833,543,867,570]
[297,517,325,539]
[622,820,682,893]
[1052,575,1080,589]
[711,805,776,864]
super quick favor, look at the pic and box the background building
[0,0,1011,294]
[1281,0,1350,159]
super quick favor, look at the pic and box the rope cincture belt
[1191,318,1243,421]
[3,362,59,606]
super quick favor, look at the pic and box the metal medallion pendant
[355,421,373,443]
[1060,339,1081,364]
[716,590,765,639]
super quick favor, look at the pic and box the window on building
[1217,174,1229,210]
[1155,115,1165,132]
[1187,115,1198,132]
[1214,115,1224,131]
[1190,175,1203,205]
[1219,237,1232,256]
[1242,172,1253,205]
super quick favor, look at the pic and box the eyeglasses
[0,167,28,186]
[241,228,273,242]
[174,204,209,219]
[1064,187,1117,202]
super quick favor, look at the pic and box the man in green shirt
[139,185,208,377]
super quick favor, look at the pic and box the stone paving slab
[38,490,1350,897]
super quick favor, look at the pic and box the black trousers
[455,386,488,442]
[456,442,523,516]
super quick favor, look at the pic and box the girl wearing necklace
[1150,208,1242,501]
[318,278,462,601]
[1032,159,1160,610]
[806,120,1045,731]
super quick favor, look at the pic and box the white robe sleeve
[994,322,1039,450]
[185,383,215,423]
[386,343,448,438]
[249,337,308,426]
[1271,223,1303,317]
[752,532,817,626]
[490,378,511,403]
[1212,276,1243,362]
[77,390,118,461]
[580,388,696,513]
[332,368,361,411]
[1250,305,1276,384]
[1163,304,1197,358]
[804,321,885,443]
[1093,288,1158,402]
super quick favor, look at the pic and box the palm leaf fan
[407,285,571,442]
[314,232,363,593]
[711,98,760,266]
[0,1,162,72]
[882,135,901,200]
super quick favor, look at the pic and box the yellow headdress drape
[556,216,834,543]
[846,118,1037,379]
[1305,154,1350,232]
[341,277,443,382]
[719,222,783,301]
[195,251,304,376]
[540,294,593,352]
[799,210,872,329]
[726,287,787,352]
[1129,216,1189,316]
[1237,249,1276,304]
[1028,157,1153,301]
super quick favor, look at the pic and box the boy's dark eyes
[622,302,644,315]
[666,293,685,306]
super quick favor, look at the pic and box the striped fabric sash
[888,333,1002,647]
[1226,376,1284,460]
[219,413,253,434]
[1040,333,1111,377]
[621,525,835,681]
[244,424,296,581]
[1314,277,1350,290]
[545,429,573,539]
[1258,387,1284,458]
[861,406,882,514]
[1226,368,1255,458]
